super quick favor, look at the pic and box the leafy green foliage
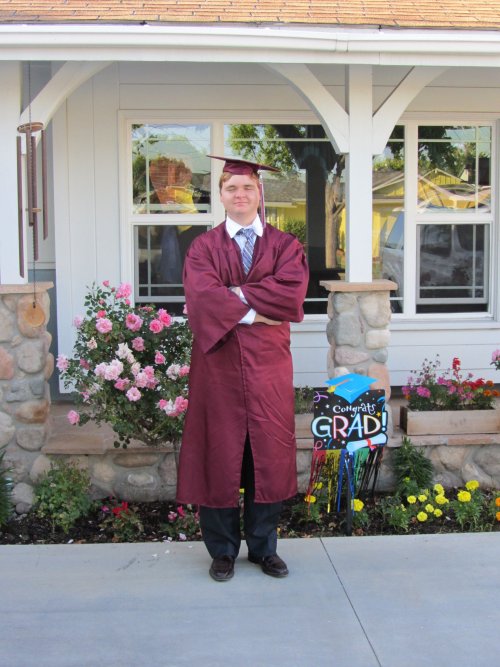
[393,436,433,494]
[294,386,314,414]
[101,500,144,542]
[34,460,94,533]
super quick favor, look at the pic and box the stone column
[0,283,54,513]
[321,278,397,405]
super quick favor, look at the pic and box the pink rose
[56,355,69,372]
[97,310,106,318]
[125,313,143,332]
[174,396,188,414]
[158,309,172,327]
[179,365,190,377]
[149,319,164,334]
[94,363,107,378]
[114,378,130,391]
[103,280,110,287]
[126,387,141,402]
[166,364,181,380]
[73,315,84,328]
[132,337,145,352]
[155,351,166,365]
[182,303,188,315]
[79,359,90,370]
[96,318,113,334]
[116,282,132,299]
[67,410,80,425]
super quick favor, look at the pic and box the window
[377,124,492,315]
[130,124,212,313]
[224,124,345,314]
[373,126,405,312]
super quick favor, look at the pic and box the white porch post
[345,65,373,282]
[0,62,24,284]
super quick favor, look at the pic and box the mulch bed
[2,493,497,545]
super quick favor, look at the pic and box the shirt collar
[225,214,263,239]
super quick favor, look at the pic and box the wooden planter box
[400,406,500,436]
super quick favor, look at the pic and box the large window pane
[416,223,489,313]
[132,124,211,214]
[417,126,491,213]
[135,224,210,314]
[225,124,344,314]
[373,127,404,312]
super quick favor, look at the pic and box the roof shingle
[1,0,500,30]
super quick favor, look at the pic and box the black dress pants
[199,437,282,559]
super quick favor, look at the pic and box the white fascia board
[2,24,500,66]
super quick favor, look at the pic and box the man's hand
[254,313,282,326]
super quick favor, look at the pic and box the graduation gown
[176,222,309,508]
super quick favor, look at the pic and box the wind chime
[16,63,48,327]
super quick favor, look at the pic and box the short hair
[219,171,259,191]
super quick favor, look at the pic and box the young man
[176,156,309,581]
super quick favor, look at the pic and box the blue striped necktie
[237,227,256,275]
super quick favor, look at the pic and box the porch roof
[1,0,500,31]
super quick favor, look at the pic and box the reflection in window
[417,126,491,213]
[132,124,211,214]
[416,224,488,313]
[134,225,210,314]
[373,127,405,312]
[225,124,345,314]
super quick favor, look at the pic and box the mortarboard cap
[324,373,377,403]
[207,155,279,176]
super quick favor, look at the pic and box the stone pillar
[0,283,54,513]
[322,278,397,405]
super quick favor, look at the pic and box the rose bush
[57,281,192,448]
[402,356,499,411]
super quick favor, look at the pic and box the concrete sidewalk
[1,533,499,667]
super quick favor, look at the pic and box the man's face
[219,174,260,225]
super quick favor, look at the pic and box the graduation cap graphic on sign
[325,373,377,403]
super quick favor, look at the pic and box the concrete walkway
[2,533,499,667]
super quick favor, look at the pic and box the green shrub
[377,496,412,533]
[393,436,433,494]
[0,448,13,527]
[34,459,94,533]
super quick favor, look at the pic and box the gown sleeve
[183,235,248,354]
[242,235,309,322]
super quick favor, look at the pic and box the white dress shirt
[225,215,263,324]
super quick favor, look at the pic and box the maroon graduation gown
[176,222,309,508]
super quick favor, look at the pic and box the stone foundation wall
[0,284,54,513]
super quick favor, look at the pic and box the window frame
[394,116,497,320]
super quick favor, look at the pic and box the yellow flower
[495,497,500,508]
[434,508,443,518]
[314,482,323,490]
[304,494,316,503]
[433,483,445,495]
[457,490,472,503]
[465,480,479,491]
[352,499,364,512]
[407,495,417,504]
[417,512,428,522]
[425,504,435,513]
[435,494,449,505]
[418,494,428,502]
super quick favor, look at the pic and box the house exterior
[2,1,500,389]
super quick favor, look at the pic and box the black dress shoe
[248,553,289,578]
[209,555,235,582]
